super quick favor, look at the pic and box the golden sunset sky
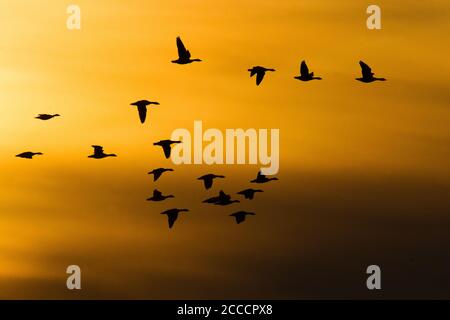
[0,0,449,298]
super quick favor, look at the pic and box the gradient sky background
[0,0,449,299]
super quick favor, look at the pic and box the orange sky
[0,0,449,299]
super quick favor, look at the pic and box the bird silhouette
[130,100,160,124]
[248,66,275,85]
[16,152,43,159]
[171,37,202,64]
[356,61,386,83]
[161,208,189,229]
[148,168,174,181]
[251,171,278,184]
[35,114,60,120]
[294,61,322,81]
[147,189,174,202]
[214,197,240,206]
[202,190,231,204]
[237,188,263,200]
[198,174,225,190]
[88,145,117,159]
[230,211,255,224]
[153,140,181,159]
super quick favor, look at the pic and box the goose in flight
[356,61,386,83]
[202,190,230,204]
[147,189,174,202]
[248,66,275,86]
[237,188,263,200]
[251,171,278,184]
[214,197,240,206]
[295,60,322,81]
[35,114,60,120]
[153,140,181,159]
[171,37,202,64]
[16,152,43,159]
[161,208,189,229]
[130,100,160,124]
[198,174,225,190]
[148,168,174,181]
[88,145,117,159]
[230,211,255,224]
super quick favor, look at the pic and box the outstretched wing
[231,213,245,224]
[137,105,147,124]
[167,213,178,228]
[300,60,309,76]
[153,170,162,181]
[256,71,265,85]
[153,189,162,197]
[204,178,213,189]
[92,145,103,155]
[176,37,189,59]
[162,144,172,159]
[236,215,245,224]
[218,190,230,201]
[359,61,373,78]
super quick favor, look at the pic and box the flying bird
[202,190,231,204]
[148,168,174,181]
[147,189,174,202]
[248,66,275,86]
[294,61,322,81]
[153,140,181,159]
[198,174,225,190]
[88,145,117,159]
[171,37,202,64]
[251,171,278,184]
[214,197,240,206]
[230,211,256,224]
[237,188,263,200]
[356,61,386,83]
[161,208,189,229]
[35,114,60,120]
[16,152,43,159]
[130,100,160,124]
